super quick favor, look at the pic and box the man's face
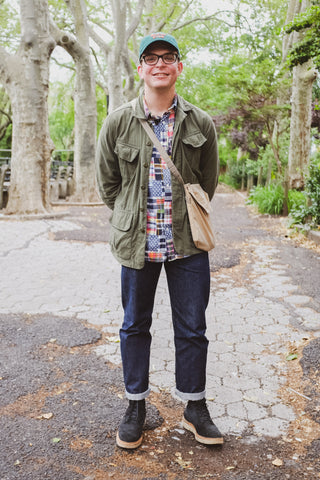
[138,44,183,92]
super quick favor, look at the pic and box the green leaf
[286,353,298,361]
[52,437,62,444]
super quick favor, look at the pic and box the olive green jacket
[96,93,219,269]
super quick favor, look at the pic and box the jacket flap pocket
[115,142,139,163]
[182,132,207,148]
[111,209,133,231]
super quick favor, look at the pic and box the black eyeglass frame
[141,53,180,65]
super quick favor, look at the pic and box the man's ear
[178,62,183,75]
[137,63,143,78]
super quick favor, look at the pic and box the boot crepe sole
[116,431,143,449]
[182,418,224,445]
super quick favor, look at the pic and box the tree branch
[49,16,84,59]
[171,1,194,31]
[88,25,111,55]
[50,56,76,72]
[153,6,177,32]
[88,18,114,37]
[0,46,11,84]
[172,11,241,31]
[126,0,145,41]
[0,115,11,141]
[95,78,108,95]
[90,46,107,85]
[0,108,12,121]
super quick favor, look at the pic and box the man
[96,32,222,449]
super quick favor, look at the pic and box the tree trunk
[66,0,98,202]
[288,61,317,188]
[72,53,99,202]
[271,0,298,170]
[51,0,99,202]
[287,0,317,189]
[107,0,128,111]
[0,0,55,215]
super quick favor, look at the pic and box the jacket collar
[133,92,192,120]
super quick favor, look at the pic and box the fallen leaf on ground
[37,413,53,420]
[106,336,120,343]
[52,437,61,444]
[286,353,298,361]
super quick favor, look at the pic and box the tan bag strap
[138,118,185,186]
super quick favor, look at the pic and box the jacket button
[144,163,148,168]
[141,228,145,233]
[141,185,146,190]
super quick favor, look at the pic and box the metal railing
[0,149,11,166]
[0,149,74,178]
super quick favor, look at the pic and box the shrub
[247,183,285,215]
[289,160,320,226]
[287,189,306,211]
[305,160,320,224]
[219,172,238,189]
[219,160,245,189]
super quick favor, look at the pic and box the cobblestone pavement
[1,188,320,445]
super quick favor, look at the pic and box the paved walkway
[1,190,320,442]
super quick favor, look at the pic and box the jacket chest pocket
[181,131,207,177]
[115,141,140,177]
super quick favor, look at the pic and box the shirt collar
[144,94,178,121]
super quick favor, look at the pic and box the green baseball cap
[139,32,180,60]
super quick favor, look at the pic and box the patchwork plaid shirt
[144,95,184,262]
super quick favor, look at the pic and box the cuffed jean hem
[125,388,150,401]
[175,388,206,401]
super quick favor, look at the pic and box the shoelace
[124,401,144,422]
[192,401,213,424]
[125,404,138,421]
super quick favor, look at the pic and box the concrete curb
[50,202,105,207]
[307,229,320,245]
[0,211,70,221]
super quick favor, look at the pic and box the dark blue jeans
[120,252,210,401]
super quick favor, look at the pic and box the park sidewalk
[0,187,320,479]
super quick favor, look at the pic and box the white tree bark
[108,0,127,111]
[288,61,317,188]
[50,0,98,202]
[282,0,302,62]
[287,0,317,189]
[0,0,55,215]
[271,0,299,168]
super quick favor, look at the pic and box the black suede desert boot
[183,398,224,445]
[116,399,146,449]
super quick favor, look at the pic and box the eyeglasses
[141,53,179,65]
